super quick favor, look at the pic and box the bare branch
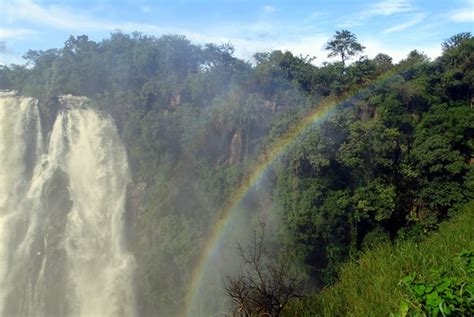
[224,221,303,316]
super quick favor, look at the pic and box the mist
[0,92,135,316]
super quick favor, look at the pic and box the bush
[283,200,474,316]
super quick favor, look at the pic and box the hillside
[285,200,474,316]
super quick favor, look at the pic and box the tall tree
[326,30,365,69]
[441,32,472,51]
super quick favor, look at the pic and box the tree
[0,65,12,89]
[442,32,472,51]
[439,33,474,102]
[373,53,393,74]
[408,103,473,222]
[326,30,365,69]
[225,222,303,316]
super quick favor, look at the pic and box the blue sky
[0,0,473,65]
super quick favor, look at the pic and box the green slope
[285,200,474,316]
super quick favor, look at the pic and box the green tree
[373,53,393,75]
[407,103,473,222]
[326,30,365,68]
[439,33,473,102]
[442,32,472,51]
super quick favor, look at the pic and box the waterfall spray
[0,92,136,316]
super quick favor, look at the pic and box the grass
[283,200,474,316]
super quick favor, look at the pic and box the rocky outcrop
[170,94,181,108]
[229,130,243,164]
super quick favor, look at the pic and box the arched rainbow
[183,65,410,316]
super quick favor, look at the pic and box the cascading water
[0,91,136,317]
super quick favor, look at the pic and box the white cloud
[362,37,441,62]
[449,10,474,22]
[4,0,110,30]
[364,0,413,17]
[339,0,415,28]
[0,28,37,40]
[448,0,474,22]
[383,13,426,33]
[3,0,167,33]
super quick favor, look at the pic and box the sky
[0,0,473,65]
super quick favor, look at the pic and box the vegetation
[325,29,365,68]
[283,200,474,316]
[400,251,473,317]
[225,222,303,317]
[0,30,472,316]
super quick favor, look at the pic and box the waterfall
[0,91,136,317]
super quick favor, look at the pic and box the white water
[0,92,136,316]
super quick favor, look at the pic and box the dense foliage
[0,30,472,316]
[284,200,474,316]
[400,250,473,317]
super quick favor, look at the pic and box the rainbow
[183,67,406,316]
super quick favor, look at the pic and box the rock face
[37,169,72,317]
[229,129,243,164]
[263,100,277,112]
[170,93,181,108]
